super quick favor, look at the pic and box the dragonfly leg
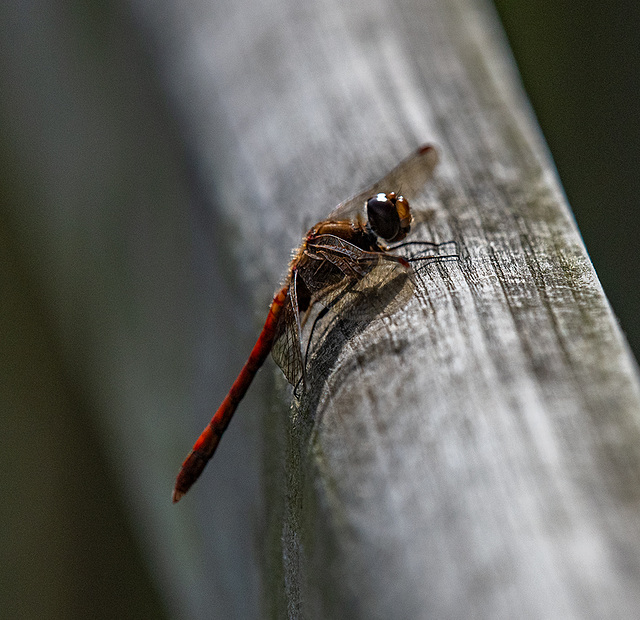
[290,269,307,390]
[389,239,458,253]
[305,306,330,369]
[291,305,330,399]
[408,252,460,276]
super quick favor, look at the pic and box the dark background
[1,0,638,618]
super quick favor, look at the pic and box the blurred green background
[1,0,638,618]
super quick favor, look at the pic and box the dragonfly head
[366,192,412,243]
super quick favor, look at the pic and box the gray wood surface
[131,0,640,617]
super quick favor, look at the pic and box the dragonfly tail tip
[172,488,184,504]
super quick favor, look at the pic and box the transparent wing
[270,286,305,387]
[326,144,438,222]
[298,235,415,320]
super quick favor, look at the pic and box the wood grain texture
[133,0,640,616]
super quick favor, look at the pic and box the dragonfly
[173,144,452,502]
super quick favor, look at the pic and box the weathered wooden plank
[133,0,640,616]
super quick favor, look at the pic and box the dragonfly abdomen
[172,285,288,502]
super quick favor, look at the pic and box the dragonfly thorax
[366,192,412,243]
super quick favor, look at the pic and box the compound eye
[366,193,400,241]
